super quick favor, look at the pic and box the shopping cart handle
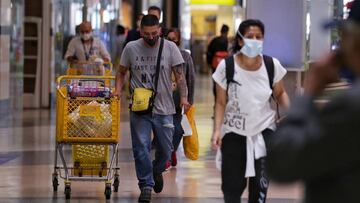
[57,75,115,85]
[69,61,113,71]
[69,60,112,65]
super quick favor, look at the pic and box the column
[0,0,12,116]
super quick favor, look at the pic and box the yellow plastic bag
[183,106,199,160]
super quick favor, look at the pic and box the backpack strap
[263,54,280,119]
[225,55,235,93]
[226,54,275,91]
[263,54,274,90]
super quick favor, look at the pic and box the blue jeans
[130,112,174,189]
[172,113,184,151]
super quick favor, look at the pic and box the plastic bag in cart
[68,101,112,137]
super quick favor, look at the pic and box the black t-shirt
[207,36,228,65]
[124,29,141,47]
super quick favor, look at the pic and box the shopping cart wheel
[113,176,120,192]
[105,185,111,199]
[52,175,59,192]
[65,185,71,199]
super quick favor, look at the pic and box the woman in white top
[212,19,290,203]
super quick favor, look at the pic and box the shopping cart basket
[52,75,120,200]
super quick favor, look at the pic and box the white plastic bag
[68,101,112,137]
[215,148,222,171]
[181,107,192,137]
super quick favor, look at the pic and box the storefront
[53,0,121,78]
[180,0,244,73]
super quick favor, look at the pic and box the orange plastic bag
[183,106,199,160]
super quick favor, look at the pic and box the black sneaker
[153,172,163,193]
[138,187,152,202]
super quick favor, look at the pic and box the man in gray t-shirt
[115,15,189,202]
[120,38,184,115]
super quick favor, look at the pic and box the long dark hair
[165,28,181,46]
[232,19,265,53]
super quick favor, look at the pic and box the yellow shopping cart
[52,61,120,200]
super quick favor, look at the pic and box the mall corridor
[0,75,302,202]
[1,0,355,202]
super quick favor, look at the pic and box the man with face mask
[115,15,190,202]
[267,1,360,202]
[65,21,110,63]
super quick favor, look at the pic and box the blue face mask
[238,31,263,58]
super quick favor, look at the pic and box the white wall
[246,0,307,68]
[0,0,11,101]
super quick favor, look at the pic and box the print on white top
[212,55,287,137]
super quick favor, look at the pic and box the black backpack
[225,55,274,92]
[224,55,280,117]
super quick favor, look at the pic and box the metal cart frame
[52,75,120,200]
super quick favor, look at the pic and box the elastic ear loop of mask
[237,30,245,39]
[237,30,246,53]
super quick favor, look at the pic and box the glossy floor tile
[0,75,302,202]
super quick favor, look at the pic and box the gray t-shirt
[120,39,185,115]
[65,36,111,61]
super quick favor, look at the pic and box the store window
[9,0,24,112]
[53,0,120,78]
[184,0,243,73]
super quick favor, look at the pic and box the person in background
[267,1,360,202]
[207,24,230,107]
[113,24,126,66]
[148,5,161,19]
[65,21,110,63]
[165,28,196,169]
[147,5,167,37]
[212,19,290,203]
[62,24,81,58]
[124,13,144,47]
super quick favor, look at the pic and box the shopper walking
[165,28,196,168]
[116,15,190,202]
[212,19,290,203]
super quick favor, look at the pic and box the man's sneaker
[153,172,164,193]
[138,187,152,202]
[165,161,171,171]
[171,151,177,167]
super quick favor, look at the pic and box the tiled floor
[0,75,303,202]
